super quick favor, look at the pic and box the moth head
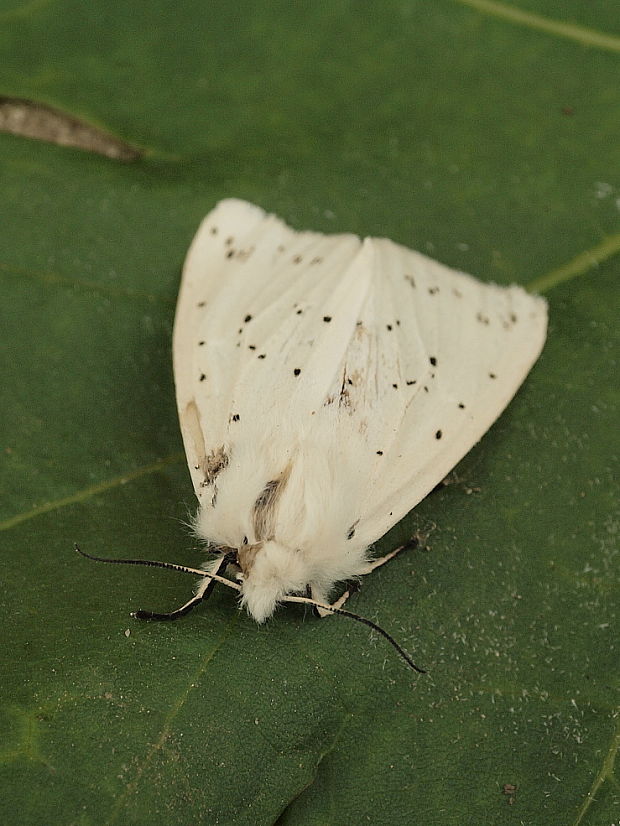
[237,540,309,623]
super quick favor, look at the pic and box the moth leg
[360,536,421,574]
[194,560,222,600]
[134,554,229,621]
[310,539,419,618]
[311,584,357,618]
[359,546,405,575]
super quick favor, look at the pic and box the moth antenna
[74,544,241,591]
[284,594,426,674]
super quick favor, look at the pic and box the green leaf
[1,2,618,824]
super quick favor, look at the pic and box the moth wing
[173,199,361,499]
[347,236,547,549]
[175,200,547,559]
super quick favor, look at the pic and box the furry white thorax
[193,432,372,622]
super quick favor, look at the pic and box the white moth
[172,199,547,624]
[77,198,547,669]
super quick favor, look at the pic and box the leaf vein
[572,711,620,825]
[0,452,185,532]
[0,261,175,304]
[451,0,620,53]
[527,232,620,294]
[105,615,240,825]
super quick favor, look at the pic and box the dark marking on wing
[203,445,230,486]
[339,369,352,408]
[252,468,291,541]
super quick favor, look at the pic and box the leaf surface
[1,2,618,824]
